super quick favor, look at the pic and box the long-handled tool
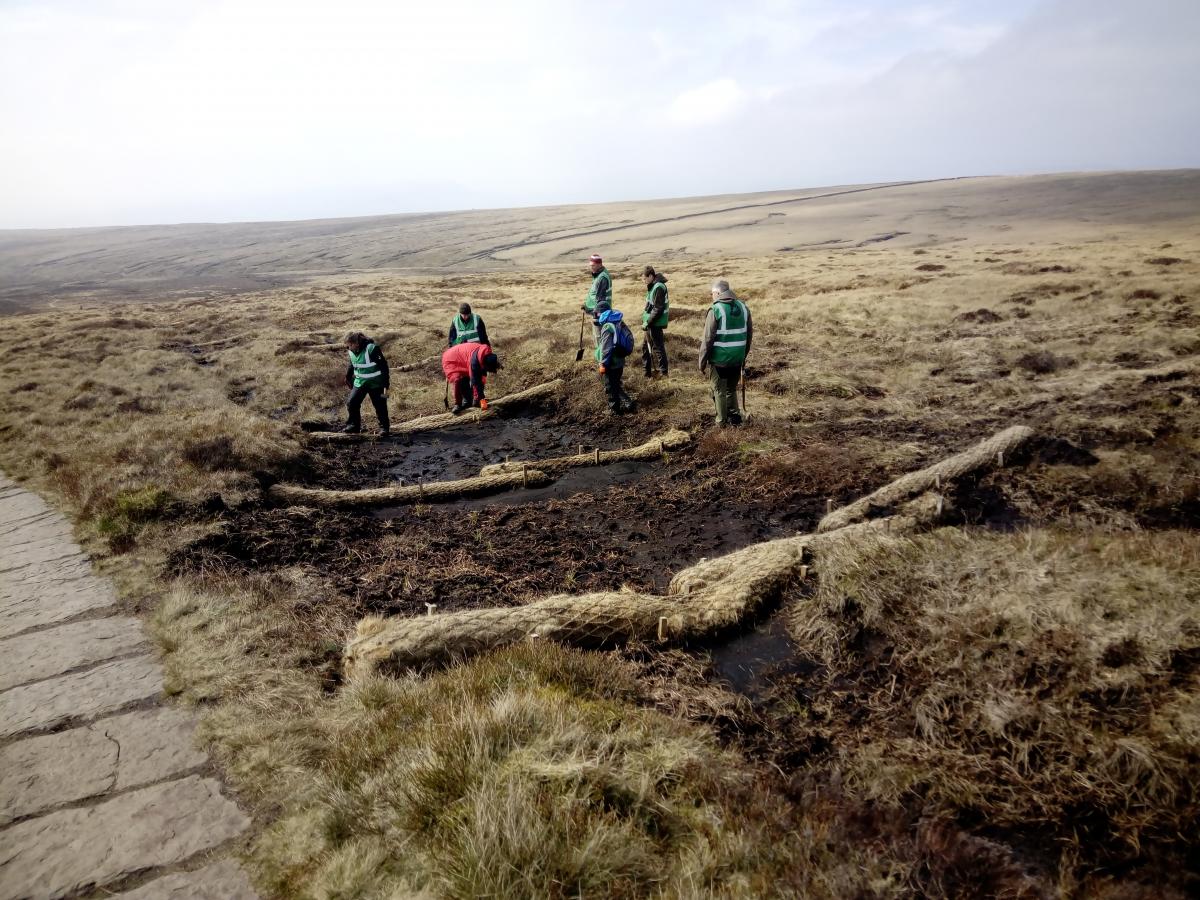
[574,312,586,361]
[740,369,748,416]
[443,379,450,410]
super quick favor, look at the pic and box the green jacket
[642,279,669,328]
[585,269,612,314]
[348,343,385,388]
[708,300,749,367]
[449,313,481,345]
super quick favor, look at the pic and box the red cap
[588,254,603,264]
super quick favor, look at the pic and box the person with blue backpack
[595,308,636,415]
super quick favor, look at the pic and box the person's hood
[597,309,624,325]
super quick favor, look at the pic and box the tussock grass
[791,527,1200,890]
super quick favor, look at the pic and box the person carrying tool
[342,331,390,433]
[581,253,612,347]
[441,341,502,414]
[640,265,669,377]
[596,308,636,415]
[698,279,752,427]
[447,302,489,346]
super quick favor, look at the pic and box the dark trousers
[452,376,475,407]
[601,366,633,413]
[642,325,668,375]
[347,384,389,431]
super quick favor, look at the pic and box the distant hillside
[2,170,1198,309]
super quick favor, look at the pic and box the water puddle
[708,613,816,701]
[382,415,595,483]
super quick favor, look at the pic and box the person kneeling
[441,341,502,414]
[596,309,636,415]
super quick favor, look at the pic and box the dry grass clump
[155,580,880,899]
[792,527,1200,889]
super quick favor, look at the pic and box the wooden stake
[425,603,437,617]
[996,450,1004,467]
[936,496,944,516]
[934,474,941,489]
[578,444,583,456]
[594,447,601,464]
[521,463,528,488]
[825,498,834,514]
[799,564,809,579]
[657,617,667,641]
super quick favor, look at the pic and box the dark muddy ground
[302,411,608,489]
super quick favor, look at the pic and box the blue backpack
[614,321,635,356]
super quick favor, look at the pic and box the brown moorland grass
[0,213,1198,897]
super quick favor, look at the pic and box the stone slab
[101,706,209,790]
[0,561,117,639]
[111,858,258,899]
[0,616,147,691]
[0,726,117,826]
[0,655,163,739]
[0,775,250,899]
[0,707,209,825]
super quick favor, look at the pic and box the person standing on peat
[581,253,612,347]
[447,302,489,346]
[596,308,637,415]
[641,265,669,377]
[699,279,752,427]
[342,331,390,433]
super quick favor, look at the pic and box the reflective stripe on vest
[585,270,611,311]
[349,343,383,385]
[711,300,748,366]
[644,281,669,327]
[453,314,480,344]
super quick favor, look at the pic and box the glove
[480,398,489,411]
[598,365,607,375]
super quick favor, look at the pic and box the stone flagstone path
[0,474,257,899]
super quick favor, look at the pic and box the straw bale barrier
[343,425,1032,677]
[395,354,440,373]
[268,468,552,508]
[305,379,565,444]
[479,428,691,476]
[816,424,1034,533]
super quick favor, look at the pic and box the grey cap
[711,279,737,301]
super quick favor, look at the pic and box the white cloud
[668,78,746,127]
[0,0,1195,227]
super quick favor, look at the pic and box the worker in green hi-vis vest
[447,302,490,346]
[342,331,390,433]
[581,253,612,347]
[698,280,753,427]
[640,265,669,378]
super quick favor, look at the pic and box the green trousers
[709,364,742,425]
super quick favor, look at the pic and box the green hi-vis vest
[348,343,383,387]
[452,313,480,344]
[710,300,749,366]
[585,269,611,312]
[642,281,669,328]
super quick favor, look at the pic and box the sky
[1,0,1197,228]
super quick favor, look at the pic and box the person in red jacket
[441,342,502,414]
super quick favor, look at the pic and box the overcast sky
[1,0,1197,228]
